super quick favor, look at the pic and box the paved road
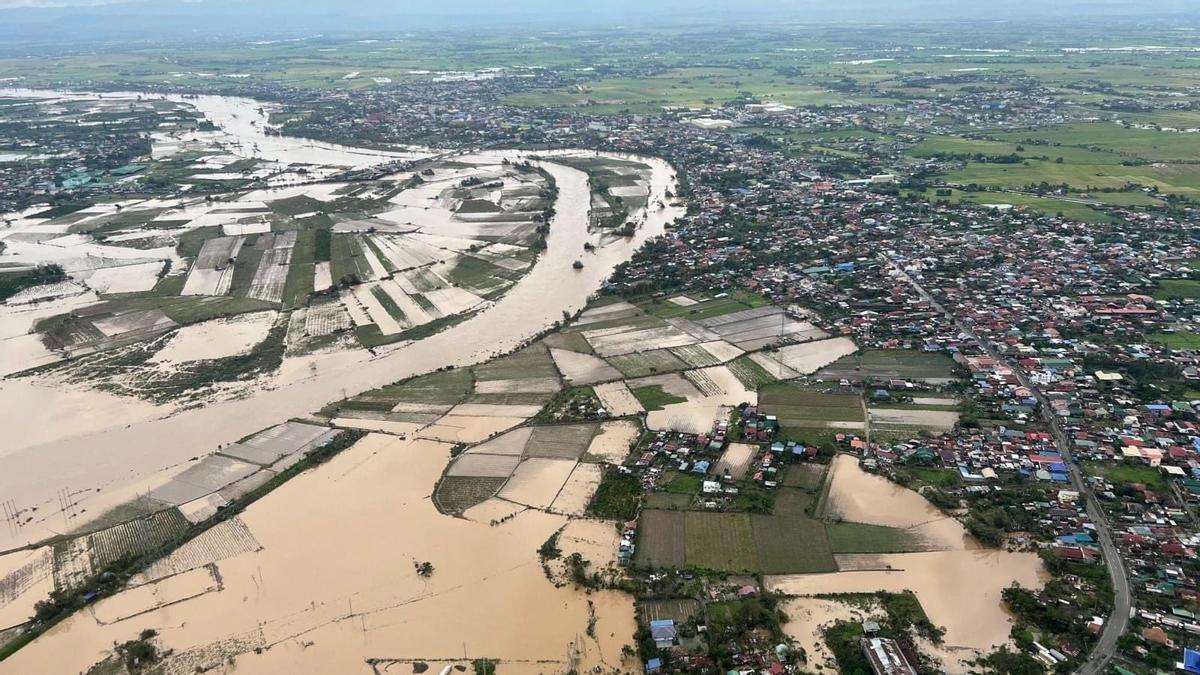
[883,255,1131,674]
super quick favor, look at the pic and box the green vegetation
[1147,331,1200,349]
[816,349,957,382]
[0,264,66,302]
[1152,279,1200,300]
[588,470,642,521]
[643,294,756,321]
[1085,461,1170,493]
[631,384,688,411]
[433,476,507,514]
[826,521,923,554]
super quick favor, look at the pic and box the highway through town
[882,254,1131,674]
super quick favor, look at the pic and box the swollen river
[0,89,683,551]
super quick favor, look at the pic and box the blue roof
[1051,472,1070,482]
[646,658,663,671]
[1049,463,1068,472]
[1184,648,1200,674]
[649,619,675,628]
[692,460,711,474]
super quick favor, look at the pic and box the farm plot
[83,261,164,295]
[758,337,860,377]
[550,347,622,385]
[148,455,263,505]
[544,331,594,354]
[245,231,297,303]
[303,298,352,336]
[148,311,276,364]
[869,407,960,433]
[474,377,561,394]
[498,457,578,509]
[420,403,538,443]
[474,343,560,381]
[525,423,598,459]
[606,349,690,378]
[328,369,473,419]
[713,443,759,480]
[643,367,755,434]
[669,343,723,368]
[88,509,192,570]
[329,233,376,284]
[585,419,642,463]
[549,463,604,516]
[573,301,643,326]
[759,385,866,443]
[0,549,52,611]
[593,381,645,417]
[635,509,687,568]
[434,476,508,514]
[421,286,486,318]
[91,566,219,625]
[729,354,778,390]
[219,421,341,467]
[181,235,244,296]
[582,322,697,358]
[751,489,838,574]
[685,512,758,572]
[92,308,177,338]
[136,517,261,584]
[464,426,533,456]
[368,233,449,270]
[816,349,958,384]
[446,453,522,478]
[639,599,704,625]
[697,306,826,350]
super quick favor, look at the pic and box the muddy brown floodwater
[771,455,1048,672]
[0,434,638,674]
[0,119,684,551]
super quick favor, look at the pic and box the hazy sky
[2,0,1197,45]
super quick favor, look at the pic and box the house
[649,619,677,649]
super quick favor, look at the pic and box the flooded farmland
[0,87,684,551]
[772,454,1048,671]
[0,434,638,674]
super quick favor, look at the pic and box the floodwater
[0,434,638,674]
[770,454,1049,666]
[0,88,429,169]
[148,311,277,364]
[824,454,973,550]
[768,548,1047,655]
[780,597,875,674]
[0,116,684,550]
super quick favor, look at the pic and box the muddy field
[1,434,638,674]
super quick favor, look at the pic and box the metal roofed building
[861,637,918,675]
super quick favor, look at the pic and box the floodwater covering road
[0,90,684,552]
